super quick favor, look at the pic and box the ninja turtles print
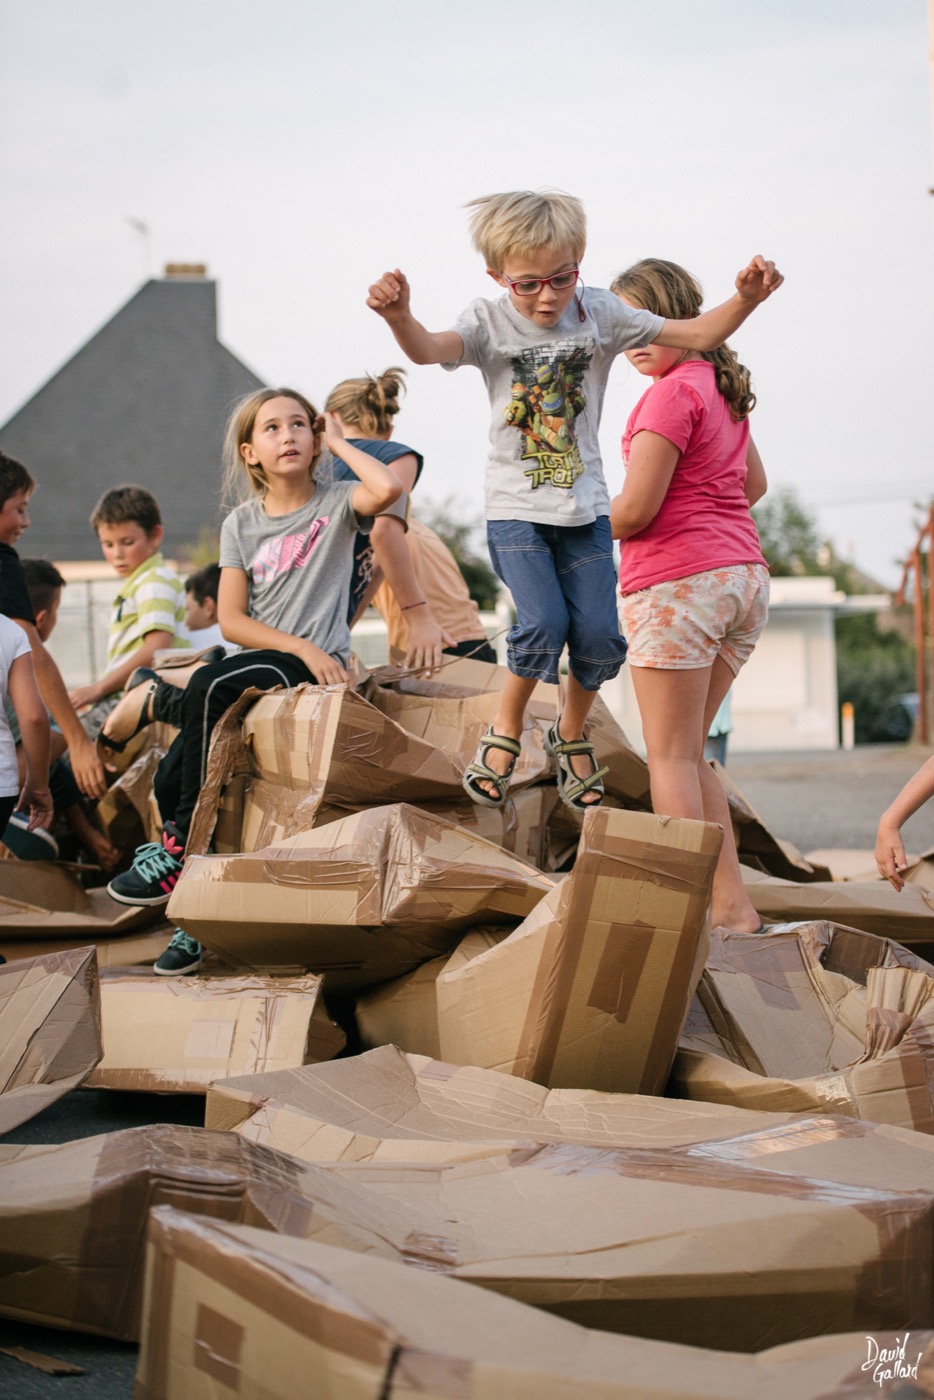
[504,345,590,490]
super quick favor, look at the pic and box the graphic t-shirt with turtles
[444,288,663,527]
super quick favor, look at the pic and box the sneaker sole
[106,884,176,907]
[153,958,202,976]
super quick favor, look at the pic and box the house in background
[0,266,263,561]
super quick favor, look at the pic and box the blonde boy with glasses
[367,189,781,813]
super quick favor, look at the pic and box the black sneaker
[107,822,185,906]
[1,813,60,861]
[153,928,202,976]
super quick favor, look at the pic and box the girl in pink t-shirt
[609,258,769,936]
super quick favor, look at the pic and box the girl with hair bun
[610,258,769,936]
[323,367,495,671]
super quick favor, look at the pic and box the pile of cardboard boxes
[1,657,933,1397]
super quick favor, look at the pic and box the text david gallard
[862,1334,923,1385]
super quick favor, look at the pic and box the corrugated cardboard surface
[0,1125,320,1340]
[86,969,344,1093]
[742,867,934,951]
[437,807,721,1093]
[138,1208,934,1400]
[300,1121,934,1351]
[354,929,509,1059]
[0,861,159,938]
[0,945,101,1133]
[169,803,554,991]
[672,921,934,1131]
[205,1042,801,1163]
[4,1114,934,1352]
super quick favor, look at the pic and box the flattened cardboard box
[139,1209,934,1400]
[170,803,554,991]
[0,861,158,939]
[437,806,721,1094]
[205,1041,800,1163]
[4,1114,934,1352]
[741,866,934,952]
[0,1125,323,1340]
[672,921,934,1132]
[0,945,101,1133]
[298,1120,934,1352]
[85,969,344,1094]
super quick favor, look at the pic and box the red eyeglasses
[500,268,580,296]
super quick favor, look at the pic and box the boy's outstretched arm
[367,270,463,365]
[875,754,934,891]
[653,255,783,352]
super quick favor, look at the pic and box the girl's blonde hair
[610,259,756,421]
[466,190,586,271]
[222,387,322,503]
[325,367,406,437]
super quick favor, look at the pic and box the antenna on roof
[126,217,151,282]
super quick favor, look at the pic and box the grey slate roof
[0,275,265,561]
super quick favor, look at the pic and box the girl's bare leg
[631,659,760,933]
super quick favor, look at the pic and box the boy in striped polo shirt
[69,485,189,738]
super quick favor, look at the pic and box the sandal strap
[464,759,512,800]
[561,763,609,802]
[479,730,522,757]
[550,736,596,757]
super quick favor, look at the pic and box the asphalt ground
[1,742,932,1397]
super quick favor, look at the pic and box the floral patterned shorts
[619,563,770,674]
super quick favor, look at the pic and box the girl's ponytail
[325,367,407,437]
[610,259,755,421]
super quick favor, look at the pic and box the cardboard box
[5,1113,934,1352]
[95,723,177,844]
[85,969,344,1093]
[0,925,172,967]
[302,1120,934,1350]
[137,1207,934,1400]
[0,1125,325,1340]
[671,920,934,1132]
[0,861,159,938]
[436,807,721,1093]
[205,1041,799,1163]
[741,867,934,954]
[0,945,101,1133]
[354,928,509,1058]
[169,803,555,990]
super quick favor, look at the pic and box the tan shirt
[372,518,486,654]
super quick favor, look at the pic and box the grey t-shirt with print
[219,481,369,666]
[444,287,664,526]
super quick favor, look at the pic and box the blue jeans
[487,517,627,690]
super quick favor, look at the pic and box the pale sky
[2,0,932,587]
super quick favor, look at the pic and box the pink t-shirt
[618,360,766,594]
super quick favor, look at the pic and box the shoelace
[167,929,199,953]
[131,841,181,880]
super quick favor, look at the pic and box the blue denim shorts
[487,516,627,690]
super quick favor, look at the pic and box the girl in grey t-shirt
[104,386,403,975]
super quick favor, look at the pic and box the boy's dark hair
[184,561,221,605]
[90,485,162,535]
[21,558,66,616]
[0,451,35,509]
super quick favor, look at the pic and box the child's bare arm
[217,568,349,686]
[875,754,934,891]
[68,630,174,710]
[653,256,783,352]
[610,432,681,540]
[744,437,767,506]
[12,618,107,799]
[323,413,404,517]
[367,269,463,365]
[7,651,53,830]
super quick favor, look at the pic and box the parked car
[867,692,920,743]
